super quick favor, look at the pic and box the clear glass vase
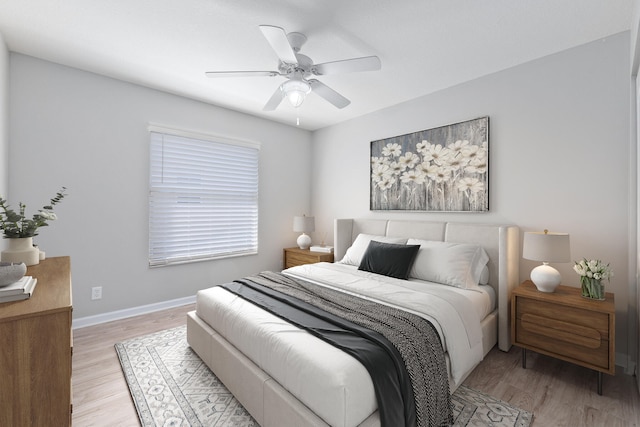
[581,277,605,301]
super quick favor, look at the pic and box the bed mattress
[195,263,493,427]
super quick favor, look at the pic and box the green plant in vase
[0,187,67,238]
[0,187,67,266]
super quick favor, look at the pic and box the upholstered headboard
[334,218,520,351]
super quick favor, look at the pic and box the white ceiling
[0,0,633,130]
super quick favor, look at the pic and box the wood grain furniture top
[0,256,72,321]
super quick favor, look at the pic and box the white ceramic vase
[1,237,40,266]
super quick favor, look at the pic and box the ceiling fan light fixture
[282,79,311,108]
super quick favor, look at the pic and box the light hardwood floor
[72,303,640,427]
[72,304,194,427]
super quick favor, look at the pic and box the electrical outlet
[91,286,102,300]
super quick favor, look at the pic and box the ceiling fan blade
[259,25,298,65]
[205,70,281,78]
[263,85,284,111]
[308,79,350,109]
[313,56,381,75]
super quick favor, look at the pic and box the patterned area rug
[115,326,533,427]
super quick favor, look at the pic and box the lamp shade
[523,231,570,262]
[293,215,315,233]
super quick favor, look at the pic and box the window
[148,125,259,266]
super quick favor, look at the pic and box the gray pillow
[358,241,420,280]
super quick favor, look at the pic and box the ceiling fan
[205,25,381,111]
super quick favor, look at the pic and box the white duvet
[196,262,488,427]
[283,262,486,385]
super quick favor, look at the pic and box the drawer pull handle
[521,313,602,349]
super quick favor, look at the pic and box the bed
[187,219,519,427]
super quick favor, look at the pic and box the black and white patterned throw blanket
[224,271,452,427]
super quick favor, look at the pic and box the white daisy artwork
[370,117,489,212]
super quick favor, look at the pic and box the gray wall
[8,53,313,319]
[311,32,634,368]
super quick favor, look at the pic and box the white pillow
[407,238,489,289]
[479,265,490,285]
[340,234,408,266]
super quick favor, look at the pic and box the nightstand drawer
[285,251,315,268]
[283,248,334,269]
[515,297,610,370]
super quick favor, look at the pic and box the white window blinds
[149,126,259,266]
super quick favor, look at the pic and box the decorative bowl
[0,262,27,287]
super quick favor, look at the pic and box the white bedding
[195,262,491,427]
[283,262,487,384]
[287,262,496,323]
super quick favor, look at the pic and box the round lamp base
[297,233,311,250]
[530,263,561,293]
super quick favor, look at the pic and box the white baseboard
[72,295,196,330]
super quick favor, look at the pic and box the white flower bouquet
[573,259,613,300]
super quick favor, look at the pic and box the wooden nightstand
[511,280,615,395]
[283,247,334,268]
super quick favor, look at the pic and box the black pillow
[358,240,420,280]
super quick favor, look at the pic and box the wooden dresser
[511,280,614,394]
[283,247,334,268]
[0,256,73,426]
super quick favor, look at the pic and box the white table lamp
[523,230,570,293]
[293,215,315,249]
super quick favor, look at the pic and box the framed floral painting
[370,117,489,212]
